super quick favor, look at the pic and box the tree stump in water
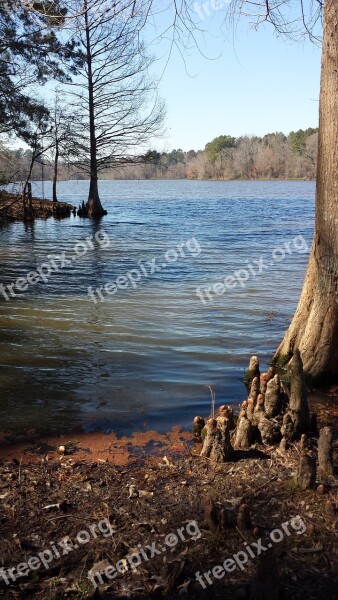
[296,451,316,490]
[318,426,334,478]
[244,356,260,393]
[200,417,232,462]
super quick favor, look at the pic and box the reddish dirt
[0,427,195,467]
[0,392,336,599]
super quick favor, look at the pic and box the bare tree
[48,91,76,203]
[19,109,55,214]
[66,0,165,217]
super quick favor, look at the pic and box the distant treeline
[0,128,317,185]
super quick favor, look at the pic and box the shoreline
[0,179,315,224]
[26,176,317,183]
[0,391,336,599]
[0,193,75,223]
[0,386,337,465]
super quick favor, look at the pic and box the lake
[0,180,315,436]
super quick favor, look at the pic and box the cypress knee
[318,426,334,478]
[244,356,260,393]
[296,451,316,490]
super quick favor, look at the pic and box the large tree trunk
[84,0,106,218]
[274,0,338,384]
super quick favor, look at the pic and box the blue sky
[146,7,321,152]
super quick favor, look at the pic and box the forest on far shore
[0,128,317,185]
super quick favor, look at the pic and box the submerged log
[200,417,232,462]
[318,426,334,478]
[244,356,260,393]
[296,451,316,490]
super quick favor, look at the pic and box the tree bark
[288,349,311,437]
[274,0,338,384]
[52,142,59,203]
[23,151,36,216]
[318,426,334,478]
[200,417,233,462]
[296,451,316,490]
[193,416,205,441]
[234,412,254,448]
[84,0,106,218]
[244,355,260,393]
[265,374,281,418]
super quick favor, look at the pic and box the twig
[235,525,250,544]
[242,475,277,499]
[18,458,22,485]
[207,385,215,418]
[290,544,323,554]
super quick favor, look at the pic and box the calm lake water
[0,180,315,436]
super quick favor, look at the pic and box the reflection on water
[0,180,315,435]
